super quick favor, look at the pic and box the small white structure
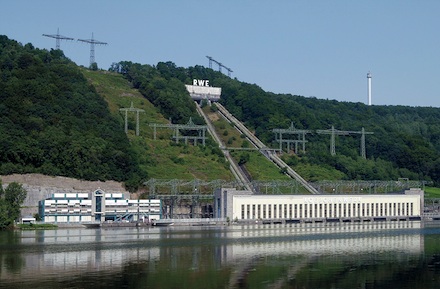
[214,188,424,222]
[39,189,162,223]
[21,217,36,224]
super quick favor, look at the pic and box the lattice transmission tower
[78,33,107,67]
[42,28,74,50]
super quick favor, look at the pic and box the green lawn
[425,186,440,198]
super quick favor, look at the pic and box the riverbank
[16,223,58,230]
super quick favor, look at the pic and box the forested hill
[0,36,144,190]
[112,61,440,186]
[1,34,440,189]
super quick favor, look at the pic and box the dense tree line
[0,36,144,191]
[114,61,440,185]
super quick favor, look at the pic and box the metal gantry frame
[149,117,208,146]
[316,126,373,158]
[272,122,312,154]
[119,102,145,136]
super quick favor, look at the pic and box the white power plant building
[214,188,424,222]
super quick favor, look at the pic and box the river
[1,221,439,289]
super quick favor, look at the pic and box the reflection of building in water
[222,222,424,262]
[214,188,424,222]
[0,228,162,281]
[39,189,161,223]
[210,222,425,274]
[0,222,426,283]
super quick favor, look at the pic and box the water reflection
[0,221,439,289]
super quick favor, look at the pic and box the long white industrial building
[214,188,424,222]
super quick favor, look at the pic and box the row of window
[240,202,415,220]
[44,209,160,214]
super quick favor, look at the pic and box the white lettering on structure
[193,79,210,87]
[303,197,362,204]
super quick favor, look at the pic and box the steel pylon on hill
[78,33,107,67]
[42,28,74,50]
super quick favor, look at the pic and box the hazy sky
[2,1,440,107]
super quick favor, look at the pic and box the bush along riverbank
[17,223,58,230]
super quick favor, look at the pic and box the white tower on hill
[367,72,372,105]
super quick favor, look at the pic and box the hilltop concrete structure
[185,79,221,102]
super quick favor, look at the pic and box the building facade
[214,188,424,222]
[39,189,161,223]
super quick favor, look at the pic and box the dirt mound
[1,173,126,192]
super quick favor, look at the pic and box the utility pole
[78,33,107,67]
[42,28,74,50]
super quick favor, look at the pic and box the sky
[2,0,440,107]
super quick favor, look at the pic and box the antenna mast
[78,33,107,67]
[42,28,74,50]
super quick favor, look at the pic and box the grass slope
[82,69,234,181]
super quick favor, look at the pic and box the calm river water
[1,221,440,289]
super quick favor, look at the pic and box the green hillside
[2,35,440,193]
[81,69,234,182]
[113,61,440,186]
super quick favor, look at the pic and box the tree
[89,62,98,71]
[0,181,27,229]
